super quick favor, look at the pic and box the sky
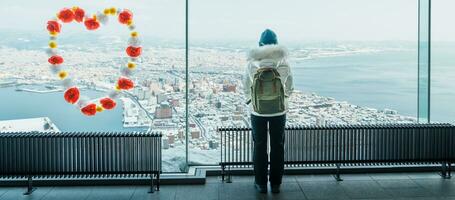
[0,0,453,42]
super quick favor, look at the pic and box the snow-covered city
[0,41,418,171]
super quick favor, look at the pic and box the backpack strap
[259,80,263,94]
[273,79,277,93]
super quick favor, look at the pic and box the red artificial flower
[46,20,61,33]
[81,103,97,116]
[48,55,64,65]
[84,18,100,30]
[74,8,85,23]
[58,8,75,23]
[117,77,134,90]
[126,46,142,57]
[100,98,116,110]
[64,87,80,104]
[118,9,133,24]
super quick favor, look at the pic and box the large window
[188,0,418,165]
[0,0,446,171]
[431,0,455,124]
[0,0,186,172]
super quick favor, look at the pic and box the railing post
[440,162,446,178]
[148,174,155,193]
[157,173,160,191]
[221,164,225,181]
[440,162,452,179]
[448,162,452,178]
[333,163,343,181]
[23,175,36,195]
[226,166,232,183]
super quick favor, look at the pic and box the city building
[0,117,60,133]
[167,134,175,145]
[162,138,169,149]
[208,140,219,149]
[222,84,236,92]
[155,102,172,119]
[156,93,168,104]
[190,130,200,139]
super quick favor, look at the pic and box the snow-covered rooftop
[0,117,60,133]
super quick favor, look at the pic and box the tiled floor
[0,172,454,200]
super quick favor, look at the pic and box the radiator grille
[0,132,162,178]
[219,124,455,167]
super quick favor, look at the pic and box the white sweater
[243,45,294,117]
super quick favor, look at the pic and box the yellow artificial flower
[49,41,57,48]
[126,20,133,26]
[58,71,68,79]
[96,106,104,112]
[109,7,117,15]
[127,62,136,69]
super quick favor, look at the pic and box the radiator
[0,132,162,178]
[219,124,455,167]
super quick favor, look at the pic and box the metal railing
[219,123,455,182]
[0,132,162,194]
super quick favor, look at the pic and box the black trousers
[251,114,286,185]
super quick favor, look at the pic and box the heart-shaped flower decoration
[46,6,142,116]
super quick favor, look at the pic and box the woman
[244,29,294,193]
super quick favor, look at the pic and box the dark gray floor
[0,172,454,200]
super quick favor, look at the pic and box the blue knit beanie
[259,29,278,46]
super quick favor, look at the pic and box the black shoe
[271,185,280,193]
[255,184,267,193]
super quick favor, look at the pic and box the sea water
[0,87,146,132]
[293,46,454,123]
[293,50,418,117]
